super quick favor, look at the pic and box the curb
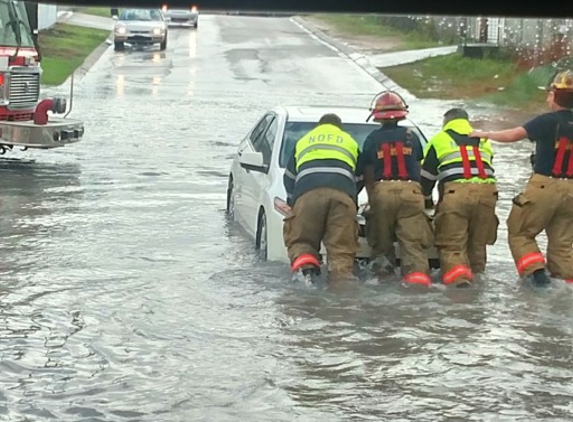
[290,16,415,100]
[70,33,112,83]
[52,30,112,87]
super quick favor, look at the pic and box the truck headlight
[153,27,164,35]
[115,25,126,34]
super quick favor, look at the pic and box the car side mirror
[112,15,118,20]
[239,151,267,173]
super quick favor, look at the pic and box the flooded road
[2,14,573,421]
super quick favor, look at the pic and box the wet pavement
[2,14,573,421]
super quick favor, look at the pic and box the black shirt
[523,109,573,176]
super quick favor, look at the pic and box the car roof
[122,8,162,11]
[120,8,162,14]
[277,105,418,127]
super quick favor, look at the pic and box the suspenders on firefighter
[470,69,573,287]
[421,108,499,288]
[283,113,362,286]
[356,91,434,286]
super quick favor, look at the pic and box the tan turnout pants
[433,181,499,285]
[283,187,360,279]
[507,174,573,280]
[367,181,433,280]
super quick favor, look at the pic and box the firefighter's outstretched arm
[420,144,439,208]
[284,152,297,207]
[469,127,527,143]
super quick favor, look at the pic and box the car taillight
[274,197,290,216]
[191,5,197,12]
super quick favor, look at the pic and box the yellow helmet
[550,70,573,91]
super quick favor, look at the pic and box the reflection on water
[188,29,197,58]
[116,74,125,96]
[0,158,83,276]
[152,52,163,63]
[152,76,162,96]
[0,158,83,230]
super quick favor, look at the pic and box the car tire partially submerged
[226,176,235,219]
[256,210,268,261]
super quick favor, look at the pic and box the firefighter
[469,70,573,287]
[356,91,433,286]
[421,108,498,288]
[283,113,361,284]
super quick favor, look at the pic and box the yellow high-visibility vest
[295,124,359,171]
[424,118,495,183]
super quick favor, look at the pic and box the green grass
[481,65,555,111]
[39,23,110,86]
[80,7,121,18]
[381,53,517,99]
[380,52,549,111]
[310,14,451,51]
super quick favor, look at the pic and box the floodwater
[0,14,572,422]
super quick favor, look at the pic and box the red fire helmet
[367,90,409,122]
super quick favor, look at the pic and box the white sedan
[161,4,199,28]
[113,8,169,51]
[226,105,440,268]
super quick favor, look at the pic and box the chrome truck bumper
[0,117,84,150]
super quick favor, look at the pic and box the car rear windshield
[279,121,426,168]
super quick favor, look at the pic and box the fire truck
[0,0,84,154]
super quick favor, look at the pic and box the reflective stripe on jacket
[420,118,496,198]
[295,124,359,171]
[283,123,360,207]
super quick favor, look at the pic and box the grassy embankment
[310,14,451,51]
[382,54,554,113]
[39,24,110,86]
[80,7,122,18]
[311,14,555,112]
